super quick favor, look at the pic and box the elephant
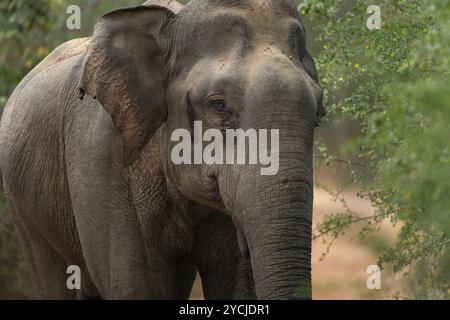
[0,0,325,300]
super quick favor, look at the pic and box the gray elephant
[0,0,324,299]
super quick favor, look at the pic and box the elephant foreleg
[12,215,77,299]
[191,215,255,300]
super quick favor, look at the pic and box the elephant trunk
[229,133,314,299]
[217,55,319,299]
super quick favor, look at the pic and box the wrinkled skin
[0,0,324,299]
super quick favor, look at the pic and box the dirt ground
[189,188,404,300]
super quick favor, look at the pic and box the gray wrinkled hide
[0,0,323,299]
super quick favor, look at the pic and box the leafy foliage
[301,0,450,298]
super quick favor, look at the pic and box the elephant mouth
[200,171,221,202]
[236,227,250,258]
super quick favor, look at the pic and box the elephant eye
[208,98,233,121]
[204,96,237,130]
[208,99,227,111]
[208,98,232,120]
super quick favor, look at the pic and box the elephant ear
[301,50,318,83]
[79,6,175,166]
[301,50,326,120]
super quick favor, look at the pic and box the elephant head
[79,0,325,299]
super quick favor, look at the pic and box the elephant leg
[177,263,197,299]
[75,264,101,300]
[66,100,160,299]
[12,216,76,300]
[191,215,255,300]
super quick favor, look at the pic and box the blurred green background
[0,0,448,299]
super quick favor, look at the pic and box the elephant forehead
[178,0,302,46]
[183,0,300,24]
[206,0,298,15]
[172,0,304,72]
